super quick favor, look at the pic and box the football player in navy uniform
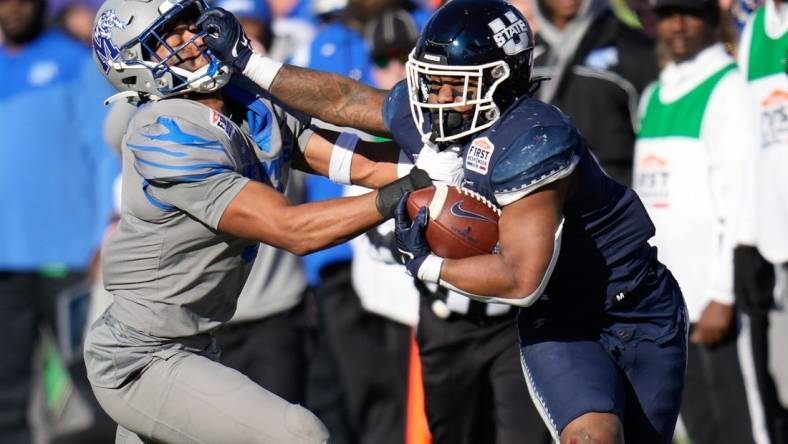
[199,0,688,442]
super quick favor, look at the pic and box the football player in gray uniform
[84,0,430,443]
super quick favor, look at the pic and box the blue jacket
[0,31,120,271]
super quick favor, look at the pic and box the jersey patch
[210,110,235,139]
[465,137,495,175]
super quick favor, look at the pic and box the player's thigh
[616,305,687,442]
[93,351,329,444]
[520,329,626,441]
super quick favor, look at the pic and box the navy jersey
[384,80,657,314]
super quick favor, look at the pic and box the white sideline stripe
[738,313,772,444]
[519,348,560,441]
[429,184,449,219]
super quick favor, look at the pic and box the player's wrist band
[242,53,283,90]
[417,254,443,283]
[328,133,359,185]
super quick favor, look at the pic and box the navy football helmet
[406,0,535,143]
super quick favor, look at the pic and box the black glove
[375,167,432,219]
[394,197,431,276]
[196,8,253,71]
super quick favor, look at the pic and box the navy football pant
[518,266,687,443]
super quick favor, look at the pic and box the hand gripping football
[406,185,501,259]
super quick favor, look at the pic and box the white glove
[415,143,464,186]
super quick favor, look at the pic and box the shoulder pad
[384,80,422,161]
[383,80,409,130]
[127,105,233,183]
[491,122,581,206]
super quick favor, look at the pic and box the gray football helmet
[92,0,231,100]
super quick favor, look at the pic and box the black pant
[416,297,551,444]
[681,321,755,444]
[0,271,115,444]
[735,246,788,444]
[215,296,311,404]
[309,262,410,444]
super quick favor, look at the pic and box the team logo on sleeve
[210,110,235,138]
[466,137,495,175]
[93,10,126,74]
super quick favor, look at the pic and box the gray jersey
[231,172,308,323]
[102,85,313,339]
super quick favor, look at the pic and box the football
[406,185,501,259]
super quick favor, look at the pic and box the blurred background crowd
[0,0,785,442]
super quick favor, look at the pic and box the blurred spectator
[531,0,658,185]
[0,0,119,442]
[732,0,764,30]
[736,0,788,441]
[509,0,539,33]
[269,0,320,62]
[633,0,771,442]
[365,8,418,89]
[53,1,95,45]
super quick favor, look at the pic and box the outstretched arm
[198,8,390,135]
[220,163,431,255]
[295,128,407,190]
[219,181,384,256]
[268,65,390,137]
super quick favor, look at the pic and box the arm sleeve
[703,73,760,305]
[490,123,581,206]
